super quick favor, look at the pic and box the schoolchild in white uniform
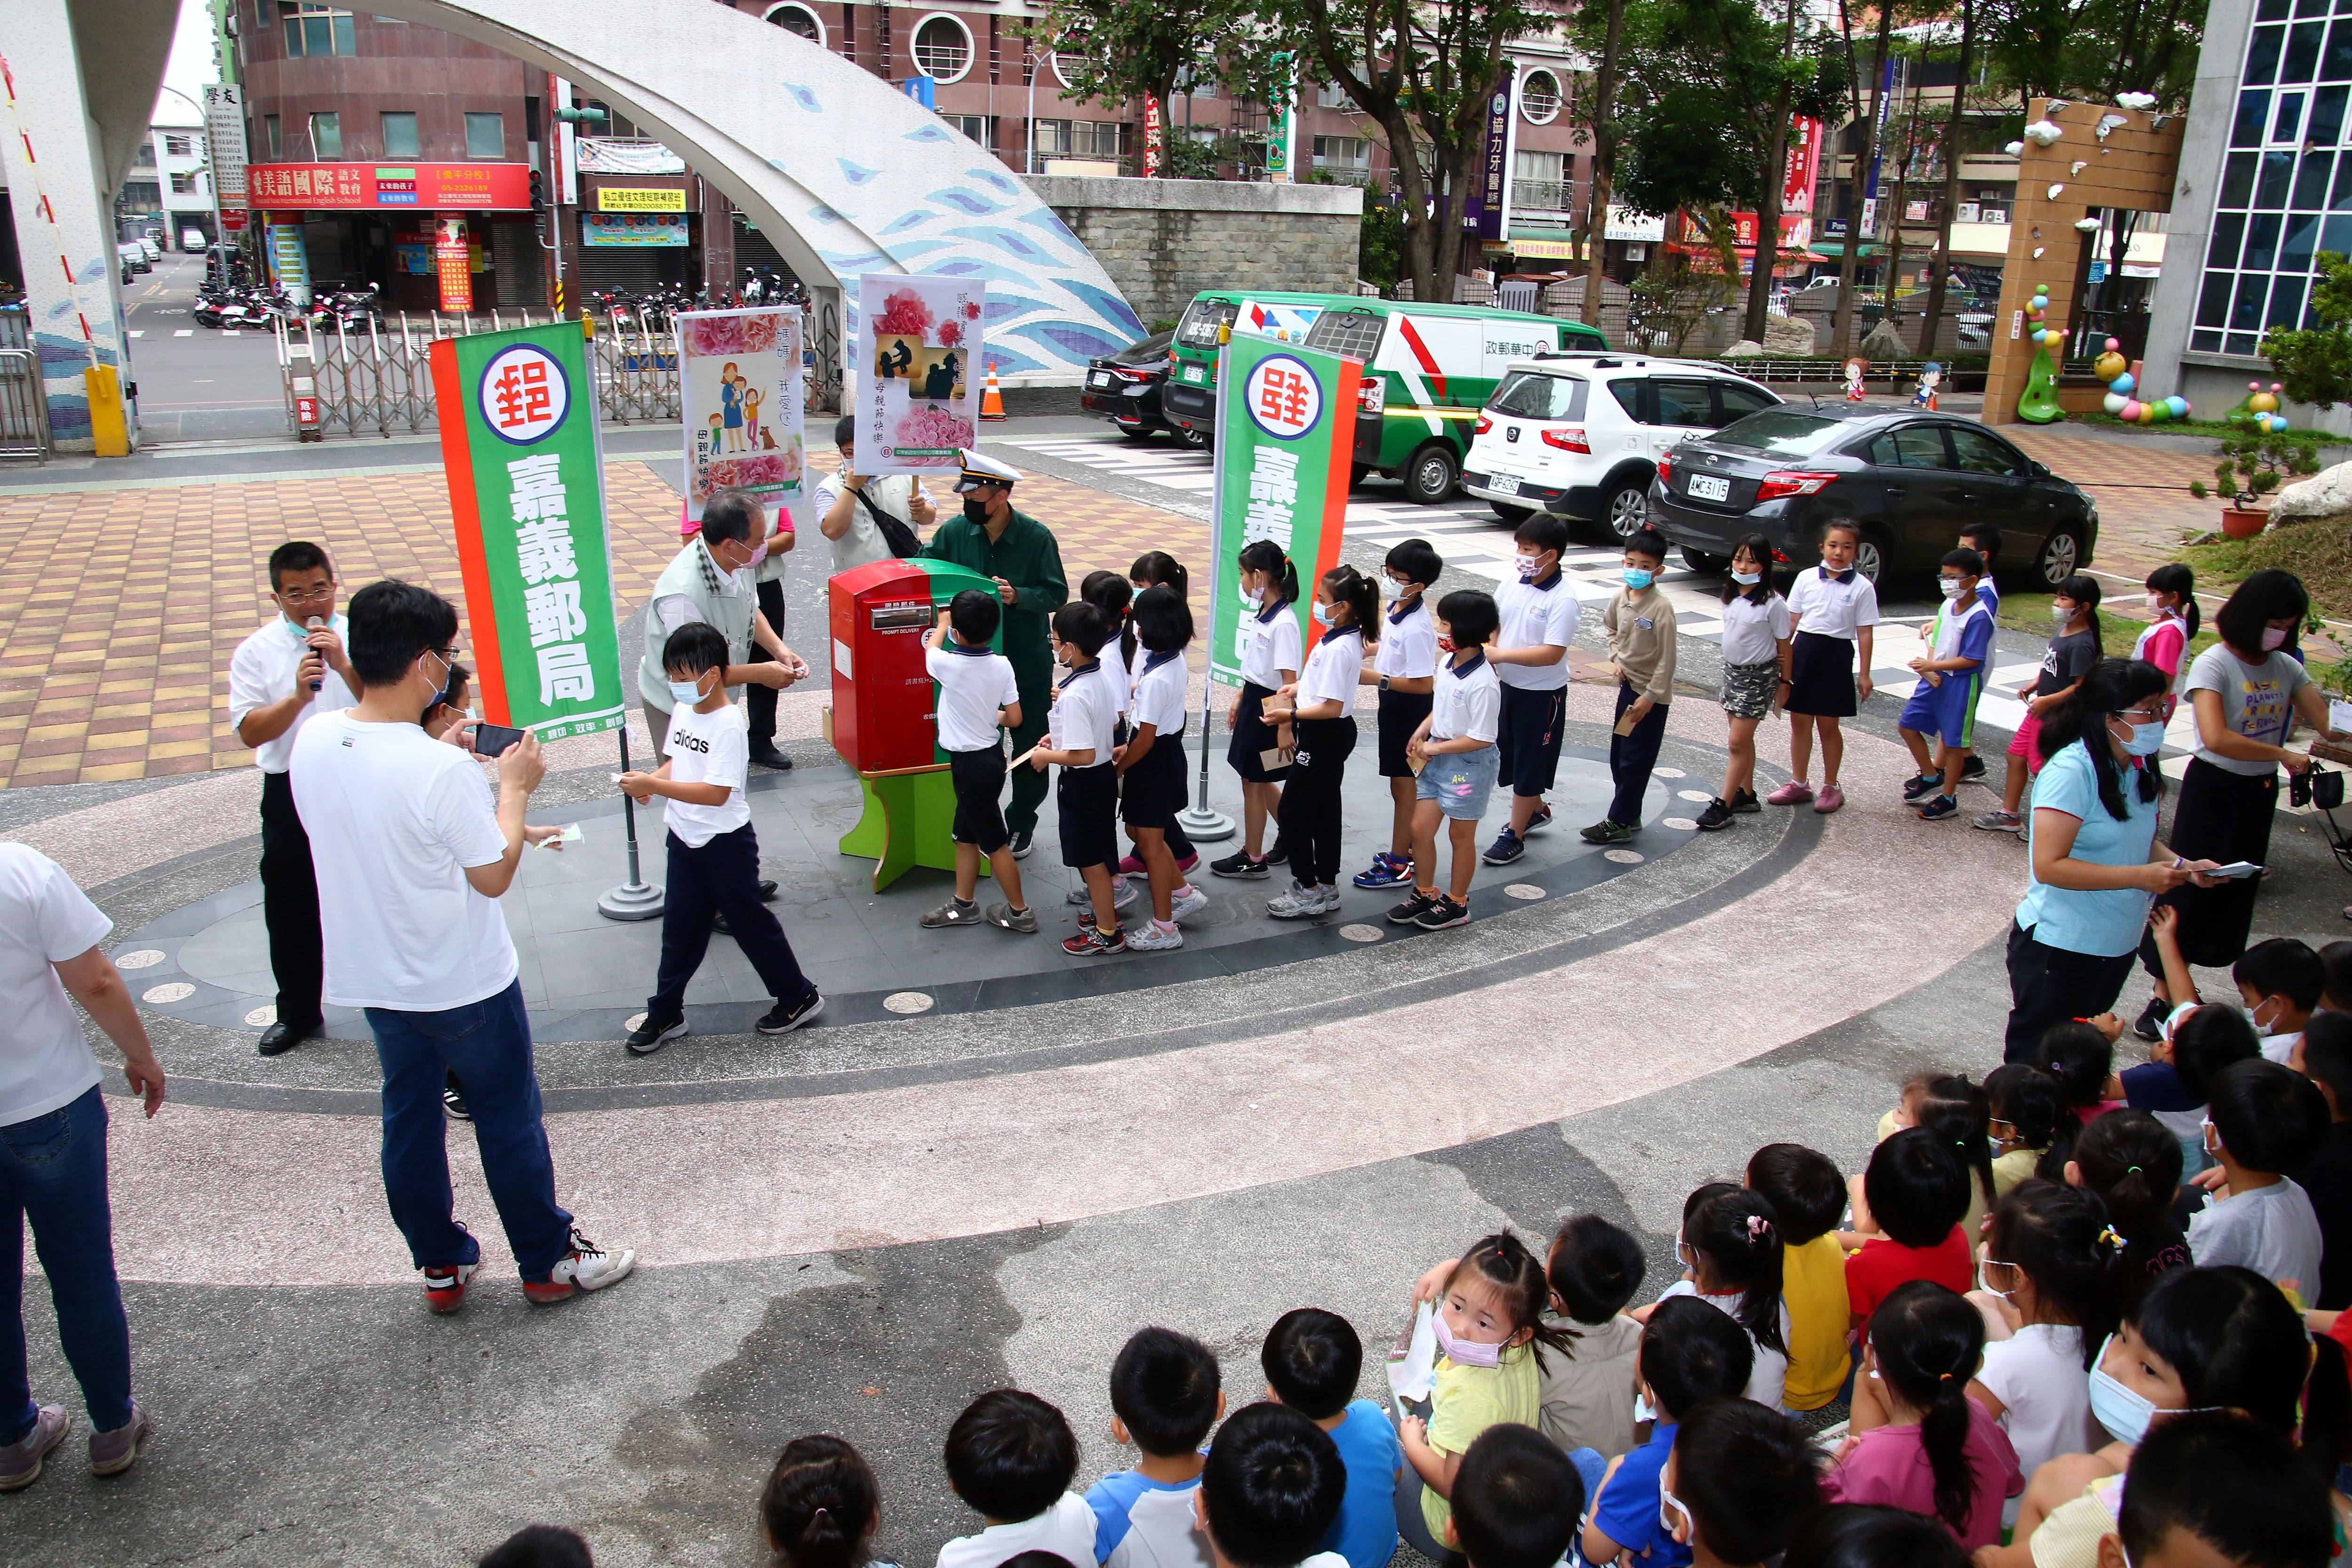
[919,589,1034,934]
[1355,537,1443,891]
[1772,518,1879,816]
[1697,531,1793,832]
[1261,566,1376,920]
[1124,551,1200,878]
[1485,514,1580,866]
[1212,540,1303,880]
[1033,603,1127,956]
[1118,587,1209,953]
[1388,589,1503,931]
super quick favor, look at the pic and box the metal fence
[272,309,685,438]
[0,348,49,460]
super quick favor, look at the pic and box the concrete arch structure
[10,0,1144,449]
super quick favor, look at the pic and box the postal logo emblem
[479,343,569,444]
[1245,354,1321,440]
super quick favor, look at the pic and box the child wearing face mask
[1260,565,1376,921]
[1773,518,1878,815]
[1583,528,1677,847]
[2231,937,2323,1064]
[1120,552,1198,883]
[1698,533,1791,833]
[2132,564,2197,724]
[1636,1185,1793,1409]
[1213,541,1303,881]
[1354,539,1443,891]
[1974,575,2102,835]
[1398,1232,1565,1545]
[1579,1296,1754,1568]
[1898,549,1994,822]
[619,623,824,1054]
[2183,1059,2328,1296]
[1483,514,1580,866]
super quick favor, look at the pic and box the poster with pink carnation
[679,306,809,534]
[857,274,983,476]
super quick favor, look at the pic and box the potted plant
[2190,429,2322,536]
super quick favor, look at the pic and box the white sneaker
[524,1228,637,1304]
[1065,874,1134,907]
[1127,920,1184,952]
[1266,882,1326,920]
[1169,884,1209,923]
[1316,885,1343,915]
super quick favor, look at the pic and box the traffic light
[529,170,547,214]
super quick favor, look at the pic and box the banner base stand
[1177,806,1236,842]
[597,879,667,921]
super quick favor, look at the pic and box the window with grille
[1520,69,1563,124]
[914,16,974,81]
[164,135,194,158]
[1305,309,1386,361]
[171,172,199,194]
[284,4,356,57]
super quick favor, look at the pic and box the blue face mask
[668,677,708,707]
[1623,567,1655,590]
[1311,602,1333,626]
[1731,569,1762,586]
[2122,720,2167,756]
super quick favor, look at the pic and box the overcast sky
[153,0,220,125]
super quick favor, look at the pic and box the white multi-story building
[117,124,216,249]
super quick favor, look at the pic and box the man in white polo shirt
[291,579,635,1314]
[225,541,361,1059]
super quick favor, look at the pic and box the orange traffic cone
[980,361,1008,421]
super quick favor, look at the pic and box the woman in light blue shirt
[2004,659,2225,1061]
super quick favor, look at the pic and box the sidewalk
[2002,428,2219,585]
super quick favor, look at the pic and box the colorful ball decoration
[2042,327,2067,349]
[2121,399,2144,421]
[2094,350,2129,381]
[2249,383,2281,415]
[2167,396,2191,418]
[2111,371,2136,395]
[2103,392,2129,414]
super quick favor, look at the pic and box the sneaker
[421,1259,480,1314]
[1065,875,1135,908]
[1009,830,1033,860]
[1116,852,1148,876]
[1917,794,1960,820]
[1353,852,1414,889]
[1482,828,1526,866]
[920,897,987,928]
[1266,882,1328,920]
[1062,923,1126,955]
[1695,799,1734,832]
[1413,895,1472,930]
[1127,919,1184,952]
[1210,849,1272,879]
[1315,885,1343,915]
[1265,835,1289,865]
[624,1014,687,1056]
[523,1229,637,1305]
[0,1406,69,1492]
[87,1402,149,1478]
[985,902,1038,933]
[1813,784,1845,814]
[1766,780,1815,806]
[2132,994,2171,1043]
[1728,788,1761,814]
[1175,852,1200,875]
[1580,819,1637,845]
[1972,809,2024,833]
[757,991,825,1034]
[1387,888,1442,925]
[443,1081,471,1122]
[1520,804,1554,836]
[1168,884,1210,923]
[1902,772,1944,802]
[1961,753,1987,780]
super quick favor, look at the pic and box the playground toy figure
[1912,362,1943,411]
[1843,357,1868,402]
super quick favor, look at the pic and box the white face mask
[2146,592,2168,614]
[1241,586,1264,610]
[1731,568,1762,586]
[1658,1482,1693,1544]
[2054,602,2076,621]
[1939,578,1963,599]
[1515,553,1543,582]
[1977,1258,2018,1304]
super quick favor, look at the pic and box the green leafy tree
[1037,0,1244,172]
[2263,250,2352,409]
[1979,0,2201,110]
[1359,196,1408,291]
[1569,0,1633,328]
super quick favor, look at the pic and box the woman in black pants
[1263,565,1378,920]
[2127,570,2350,1039]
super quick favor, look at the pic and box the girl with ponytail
[2062,1109,2190,1301]
[1216,540,1303,877]
[2135,563,2198,721]
[1828,1281,2024,1551]
[762,1434,893,1568]
[1643,1185,1793,1409]
[1259,564,1378,918]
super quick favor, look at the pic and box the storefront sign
[857,275,984,476]
[1511,237,1579,260]
[238,161,532,211]
[1783,117,1821,215]
[573,137,686,175]
[593,187,688,212]
[582,212,689,247]
[1144,96,1163,176]
[427,322,626,742]
[1207,336,1356,687]
[1264,52,1295,176]
[202,84,248,201]
[680,308,810,520]
[1462,83,1512,241]
[1605,205,1666,242]
[435,218,472,311]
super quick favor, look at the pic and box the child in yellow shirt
[1747,1142,1853,1413]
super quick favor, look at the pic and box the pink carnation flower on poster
[962,299,982,321]
[740,313,780,353]
[870,289,935,336]
[894,402,974,451]
[684,314,747,356]
[937,319,964,348]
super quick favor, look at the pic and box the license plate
[1486,474,1521,496]
[1688,474,1731,501]
[1089,371,1114,388]
[1183,365,1206,384]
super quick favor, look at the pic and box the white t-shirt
[1493,574,1579,691]
[1655,1281,1789,1409]
[1976,1321,2097,1524]
[661,699,753,848]
[1375,595,1439,680]
[1431,652,1502,743]
[815,470,925,575]
[0,844,114,1127]
[1052,661,1120,764]
[1130,648,1189,735]
[1297,626,1365,716]
[2187,1177,2325,1292]
[2261,1028,2304,1066]
[1786,566,1880,642]
[928,641,1022,754]
[1718,591,1793,669]
[937,1491,1098,1568]
[1240,602,1304,690]
[226,613,359,773]
[289,713,518,1012]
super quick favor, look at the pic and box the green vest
[638,539,757,711]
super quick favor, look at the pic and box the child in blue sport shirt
[1579,1297,1754,1568]
[1260,1308,1399,1568]
[1898,548,1994,822]
[1089,1327,1225,1568]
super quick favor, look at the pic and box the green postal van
[1159,290,1343,441]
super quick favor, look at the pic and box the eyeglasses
[277,583,335,604]
[2114,708,2167,724]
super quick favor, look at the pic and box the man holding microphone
[226,541,361,1058]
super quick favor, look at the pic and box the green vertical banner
[428,321,627,741]
[1207,335,1360,686]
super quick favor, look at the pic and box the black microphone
[306,616,325,692]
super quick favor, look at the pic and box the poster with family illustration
[857,275,984,476]
[680,306,808,522]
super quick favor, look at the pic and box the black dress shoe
[756,879,778,902]
[712,909,732,936]
[748,741,793,771]
[256,1019,322,1057]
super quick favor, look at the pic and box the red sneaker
[422,1260,479,1314]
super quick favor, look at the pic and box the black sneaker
[1521,804,1554,836]
[442,1075,471,1122]
[1695,799,1734,832]
[1009,830,1034,860]
[1211,849,1272,879]
[2131,994,2170,1042]
[1413,895,1471,930]
[625,1014,687,1056]
[1265,835,1289,865]
[1728,788,1761,814]
[757,991,826,1034]
[1961,754,1987,780]
[1902,772,1944,802]
[748,741,794,771]
[1386,888,1442,925]
[1916,794,1960,821]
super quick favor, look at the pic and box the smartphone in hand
[473,722,527,758]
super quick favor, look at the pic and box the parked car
[181,228,207,253]
[1644,406,2098,587]
[136,235,162,263]
[1080,330,1192,444]
[116,242,151,275]
[1464,354,1782,532]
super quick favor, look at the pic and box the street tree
[1036,0,1246,172]
[1980,0,2201,111]
[1570,0,1632,328]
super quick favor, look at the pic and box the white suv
[1463,356,1783,539]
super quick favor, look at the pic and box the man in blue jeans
[0,843,167,1490]
[292,580,636,1313]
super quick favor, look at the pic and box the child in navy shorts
[1117,586,1208,953]
[1485,515,1579,867]
[1390,589,1502,931]
[1356,538,1443,891]
[921,589,1034,934]
[1035,603,1126,956]
[1897,548,1994,821]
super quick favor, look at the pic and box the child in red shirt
[1844,1128,1974,1336]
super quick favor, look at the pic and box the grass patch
[2069,411,2349,449]
[2180,518,2352,622]
[1989,591,2146,653]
